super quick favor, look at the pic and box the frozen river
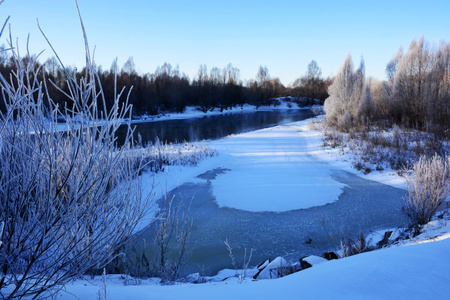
[135,115,408,276]
[166,171,406,275]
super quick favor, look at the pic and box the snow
[256,256,288,279]
[302,255,328,266]
[208,123,345,211]
[28,112,450,299]
[52,233,450,299]
[141,117,347,213]
[142,115,405,215]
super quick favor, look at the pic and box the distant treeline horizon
[0,51,330,116]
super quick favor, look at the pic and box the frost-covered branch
[0,2,153,299]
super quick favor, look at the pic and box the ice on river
[209,123,345,212]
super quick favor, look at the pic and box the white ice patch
[209,124,345,212]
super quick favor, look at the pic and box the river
[126,109,408,277]
[116,109,315,145]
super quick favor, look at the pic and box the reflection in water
[116,110,314,145]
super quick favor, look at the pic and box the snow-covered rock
[256,257,289,279]
[300,255,328,270]
[322,252,339,260]
[256,259,270,270]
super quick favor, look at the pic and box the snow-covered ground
[51,115,449,299]
[300,116,407,190]
[55,233,450,299]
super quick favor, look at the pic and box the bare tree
[384,36,450,134]
[122,56,137,75]
[292,60,327,103]
[0,3,153,299]
[386,46,403,84]
[306,60,322,79]
[210,67,221,86]
[196,64,208,85]
[256,65,270,86]
[254,66,272,107]
[357,82,376,127]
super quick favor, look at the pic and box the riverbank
[51,228,450,299]
[129,100,322,124]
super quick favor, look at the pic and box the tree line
[0,52,330,117]
[325,36,450,137]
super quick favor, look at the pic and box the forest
[0,51,330,117]
[2,36,448,141]
[325,36,450,138]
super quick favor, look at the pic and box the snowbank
[55,234,450,299]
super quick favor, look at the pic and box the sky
[0,0,449,85]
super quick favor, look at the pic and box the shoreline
[129,102,322,124]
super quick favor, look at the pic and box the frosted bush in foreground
[403,155,450,227]
[0,5,153,299]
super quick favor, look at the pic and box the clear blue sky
[0,0,449,85]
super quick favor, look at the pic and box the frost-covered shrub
[109,190,192,284]
[323,129,345,149]
[0,9,152,299]
[403,155,450,226]
[130,139,217,173]
[152,191,192,283]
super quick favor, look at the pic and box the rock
[255,257,289,280]
[257,259,270,270]
[186,272,206,284]
[322,252,339,260]
[253,259,271,279]
[376,231,393,248]
[300,255,328,270]
[299,256,312,270]
[299,257,312,270]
